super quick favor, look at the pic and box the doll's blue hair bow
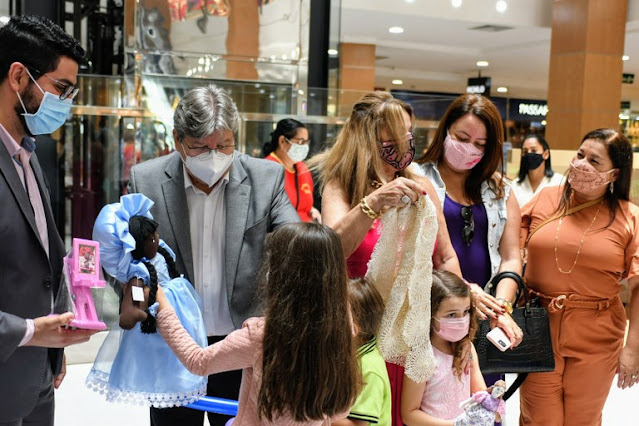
[92,193,156,284]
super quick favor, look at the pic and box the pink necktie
[17,144,49,258]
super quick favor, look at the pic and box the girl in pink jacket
[155,222,361,425]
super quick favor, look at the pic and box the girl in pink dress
[402,270,500,425]
[154,222,361,426]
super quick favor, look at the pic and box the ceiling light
[389,26,404,34]
[328,49,338,56]
[496,0,507,13]
[541,120,547,126]
[405,0,416,3]
[451,0,462,8]
[622,55,630,61]
[476,60,489,67]
[0,16,10,24]
[619,114,630,120]
[392,79,403,85]
[497,87,508,93]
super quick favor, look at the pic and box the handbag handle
[485,270,527,307]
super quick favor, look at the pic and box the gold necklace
[553,203,601,274]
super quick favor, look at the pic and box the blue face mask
[16,70,73,135]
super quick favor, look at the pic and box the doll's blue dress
[86,194,208,407]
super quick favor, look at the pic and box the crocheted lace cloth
[365,195,438,383]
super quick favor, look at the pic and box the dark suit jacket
[128,151,299,329]
[0,142,66,421]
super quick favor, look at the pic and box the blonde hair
[308,91,415,208]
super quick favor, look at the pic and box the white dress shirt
[511,172,565,207]
[183,168,235,336]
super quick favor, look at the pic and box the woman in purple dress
[415,95,524,400]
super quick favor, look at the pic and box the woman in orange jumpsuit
[519,128,639,425]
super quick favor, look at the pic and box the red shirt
[266,153,315,222]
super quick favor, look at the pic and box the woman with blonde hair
[311,91,463,426]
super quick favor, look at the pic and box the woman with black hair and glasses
[264,118,321,222]
[512,134,565,207]
[414,94,523,348]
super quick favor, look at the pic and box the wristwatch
[497,298,514,315]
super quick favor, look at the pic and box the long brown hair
[348,277,385,346]
[416,94,505,204]
[431,270,478,378]
[308,91,415,208]
[258,223,361,421]
[558,128,633,227]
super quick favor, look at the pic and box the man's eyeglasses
[28,67,79,100]
[285,137,310,146]
[184,144,235,154]
[460,205,474,246]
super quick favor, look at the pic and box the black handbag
[474,271,555,399]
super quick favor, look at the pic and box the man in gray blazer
[128,85,299,426]
[0,16,97,425]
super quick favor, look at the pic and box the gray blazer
[128,151,299,329]
[0,143,65,421]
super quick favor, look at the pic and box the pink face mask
[379,134,416,171]
[432,314,470,343]
[443,134,484,170]
[567,158,616,193]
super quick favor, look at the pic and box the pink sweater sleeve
[157,307,262,377]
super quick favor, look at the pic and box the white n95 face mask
[182,149,234,187]
[287,143,309,163]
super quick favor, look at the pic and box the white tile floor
[54,367,639,425]
[54,335,639,425]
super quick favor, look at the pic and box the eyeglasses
[183,142,236,155]
[28,67,79,100]
[285,137,310,146]
[460,205,474,246]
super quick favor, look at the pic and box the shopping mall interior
[2,0,639,425]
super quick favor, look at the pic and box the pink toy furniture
[65,238,107,330]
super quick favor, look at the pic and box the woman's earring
[610,182,614,194]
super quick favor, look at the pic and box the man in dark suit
[128,85,299,426]
[0,16,97,425]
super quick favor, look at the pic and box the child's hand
[156,285,169,313]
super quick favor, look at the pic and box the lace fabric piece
[86,370,206,408]
[365,196,438,383]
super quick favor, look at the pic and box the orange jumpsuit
[519,186,639,425]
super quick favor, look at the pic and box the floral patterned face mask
[567,157,617,193]
[379,132,416,171]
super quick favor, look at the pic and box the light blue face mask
[16,70,73,135]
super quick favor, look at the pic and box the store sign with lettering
[467,77,491,97]
[518,103,548,117]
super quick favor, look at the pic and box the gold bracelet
[360,197,380,219]
[497,298,514,315]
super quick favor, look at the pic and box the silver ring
[401,195,411,204]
